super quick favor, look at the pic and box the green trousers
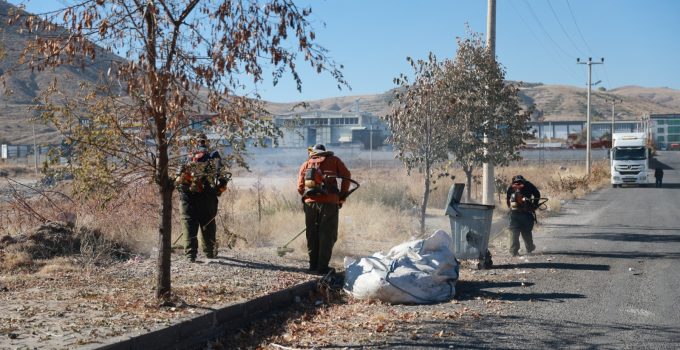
[179,191,218,259]
[508,210,535,255]
[303,202,339,271]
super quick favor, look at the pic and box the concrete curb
[80,279,319,350]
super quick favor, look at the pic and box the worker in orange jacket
[297,144,351,274]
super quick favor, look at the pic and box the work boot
[526,244,536,254]
[510,251,519,257]
[189,256,197,263]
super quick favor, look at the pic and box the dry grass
[0,251,34,272]
[213,160,610,264]
[36,257,78,276]
[0,158,610,274]
[74,183,164,254]
[217,172,417,262]
[0,162,35,178]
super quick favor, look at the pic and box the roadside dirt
[0,212,536,350]
[0,238,316,350]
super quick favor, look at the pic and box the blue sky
[12,0,680,103]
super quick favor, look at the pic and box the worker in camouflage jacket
[175,133,228,262]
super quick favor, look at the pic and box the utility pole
[482,0,496,206]
[577,57,604,175]
[32,121,39,176]
[606,97,621,138]
[369,123,373,169]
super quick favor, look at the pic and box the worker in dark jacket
[297,144,351,275]
[506,175,541,257]
[175,133,227,262]
[654,168,664,188]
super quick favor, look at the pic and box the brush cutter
[276,228,306,257]
[277,178,360,257]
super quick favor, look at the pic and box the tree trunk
[155,138,173,299]
[144,4,173,300]
[463,166,473,203]
[420,165,431,235]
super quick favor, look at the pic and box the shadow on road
[210,256,308,273]
[649,157,674,170]
[561,232,680,243]
[458,280,534,290]
[647,183,680,189]
[543,250,680,260]
[495,292,586,302]
[456,280,585,302]
[492,262,610,271]
[542,223,680,232]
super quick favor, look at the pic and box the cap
[512,175,525,183]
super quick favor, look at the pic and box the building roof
[650,113,680,119]
[274,109,371,119]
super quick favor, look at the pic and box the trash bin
[444,183,495,269]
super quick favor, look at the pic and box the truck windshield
[613,147,646,160]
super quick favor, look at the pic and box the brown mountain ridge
[1,0,679,145]
[264,84,680,123]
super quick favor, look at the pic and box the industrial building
[650,113,680,149]
[272,110,388,149]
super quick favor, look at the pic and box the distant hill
[265,84,680,122]
[0,0,119,145]
[2,0,680,146]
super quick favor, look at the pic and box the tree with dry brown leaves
[442,32,532,201]
[385,53,451,234]
[9,0,346,298]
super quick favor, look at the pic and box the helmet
[195,133,208,142]
[192,133,209,147]
[312,144,325,152]
[310,144,326,154]
[512,175,526,183]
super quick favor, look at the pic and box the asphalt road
[457,151,680,349]
[216,153,680,349]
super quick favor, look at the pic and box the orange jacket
[297,153,351,204]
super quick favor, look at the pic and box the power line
[566,0,594,54]
[508,1,579,78]
[600,64,614,90]
[523,0,576,59]
[564,1,612,89]
[547,0,586,57]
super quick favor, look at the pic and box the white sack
[343,229,459,304]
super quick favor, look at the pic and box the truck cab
[611,133,648,188]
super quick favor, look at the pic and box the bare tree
[385,54,450,234]
[442,31,531,202]
[9,0,346,299]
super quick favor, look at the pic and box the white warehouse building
[272,110,388,149]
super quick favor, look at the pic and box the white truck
[610,132,649,188]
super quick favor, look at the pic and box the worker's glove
[339,191,349,201]
[338,200,345,209]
